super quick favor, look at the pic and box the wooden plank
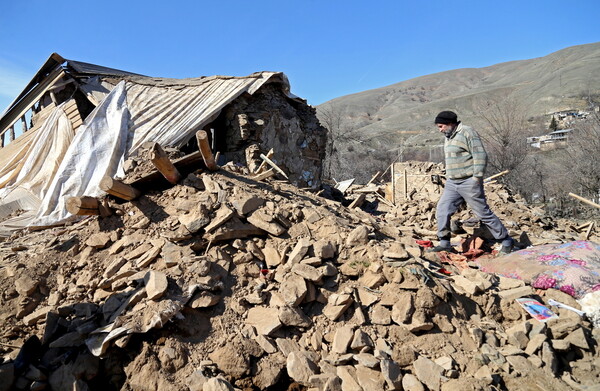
[484,170,509,183]
[149,143,182,184]
[254,148,274,174]
[366,171,381,185]
[403,169,408,200]
[195,130,218,171]
[348,193,366,209]
[260,153,288,179]
[584,222,594,241]
[252,168,275,181]
[66,196,100,215]
[99,176,141,201]
[21,115,28,133]
[569,193,600,210]
[0,68,66,136]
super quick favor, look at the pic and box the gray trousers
[436,177,508,241]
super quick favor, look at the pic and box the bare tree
[477,95,531,175]
[316,103,356,180]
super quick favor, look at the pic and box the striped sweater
[444,123,487,179]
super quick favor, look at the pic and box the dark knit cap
[435,111,458,125]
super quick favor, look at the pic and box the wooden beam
[569,193,600,210]
[584,222,594,241]
[260,153,288,179]
[0,133,4,148]
[348,193,366,209]
[0,68,66,137]
[403,169,408,200]
[195,130,218,171]
[66,196,100,215]
[254,148,274,174]
[149,143,181,184]
[252,168,275,181]
[99,176,141,201]
[366,171,381,185]
[484,170,510,183]
[21,115,28,133]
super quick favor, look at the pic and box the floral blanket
[476,241,600,299]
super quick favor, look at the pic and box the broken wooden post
[569,193,600,210]
[149,143,181,184]
[584,222,595,241]
[252,168,275,181]
[403,169,408,200]
[260,153,288,179]
[0,133,4,148]
[9,125,15,141]
[66,196,100,215]
[390,165,395,205]
[196,130,218,171]
[99,176,141,201]
[484,170,509,183]
[349,193,366,209]
[254,148,274,174]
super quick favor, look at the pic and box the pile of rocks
[0,165,598,391]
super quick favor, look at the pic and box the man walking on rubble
[430,110,513,255]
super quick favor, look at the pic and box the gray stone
[564,327,590,350]
[350,329,373,351]
[381,359,402,390]
[353,353,379,368]
[383,243,410,260]
[336,366,362,391]
[287,238,312,264]
[355,365,385,390]
[287,351,318,385]
[506,355,533,376]
[332,326,355,354]
[246,307,282,335]
[345,225,369,246]
[144,271,168,300]
[255,334,278,354]
[15,276,38,296]
[541,342,559,374]
[391,291,414,324]
[293,263,323,283]
[263,246,282,267]
[203,377,234,391]
[524,333,546,355]
[232,195,264,216]
[497,286,534,301]
[371,304,391,325]
[280,273,308,307]
[413,356,445,391]
[314,240,336,259]
[402,373,425,391]
[278,305,312,327]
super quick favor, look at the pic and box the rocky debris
[0,164,598,391]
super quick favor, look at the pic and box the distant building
[527,129,573,150]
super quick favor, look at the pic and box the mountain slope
[317,42,600,179]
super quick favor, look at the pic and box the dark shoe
[428,245,457,253]
[497,244,514,257]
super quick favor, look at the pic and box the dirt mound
[0,165,599,391]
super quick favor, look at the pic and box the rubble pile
[0,165,599,391]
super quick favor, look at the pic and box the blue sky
[1,0,599,113]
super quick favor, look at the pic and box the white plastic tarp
[0,104,75,235]
[30,72,285,227]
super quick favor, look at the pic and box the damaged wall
[213,83,327,188]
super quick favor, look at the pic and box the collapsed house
[0,53,326,236]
